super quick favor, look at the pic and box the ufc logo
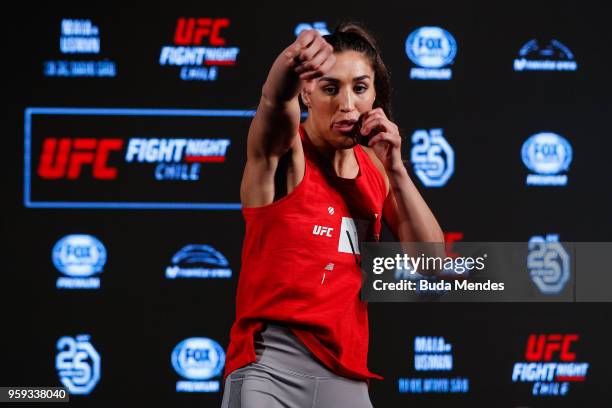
[38,138,123,179]
[313,225,333,237]
[174,18,229,46]
[525,334,578,362]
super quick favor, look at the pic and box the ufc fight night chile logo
[511,334,589,396]
[159,17,240,81]
[25,108,245,209]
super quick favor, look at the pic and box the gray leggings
[220,323,374,408]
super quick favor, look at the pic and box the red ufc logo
[38,138,123,180]
[525,334,578,362]
[174,18,229,46]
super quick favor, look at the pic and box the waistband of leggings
[254,323,338,378]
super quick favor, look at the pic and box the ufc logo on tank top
[312,225,334,237]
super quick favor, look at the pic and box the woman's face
[302,50,376,149]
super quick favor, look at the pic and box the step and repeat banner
[4,2,612,407]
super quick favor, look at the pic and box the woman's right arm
[240,29,335,208]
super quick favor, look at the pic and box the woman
[221,22,444,407]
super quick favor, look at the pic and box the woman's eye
[354,85,367,93]
[323,87,336,94]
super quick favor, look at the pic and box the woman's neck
[302,120,358,178]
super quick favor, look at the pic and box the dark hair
[301,22,393,121]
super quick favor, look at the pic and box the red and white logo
[511,333,589,396]
[159,17,240,81]
[37,137,231,181]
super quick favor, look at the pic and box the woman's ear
[300,82,313,108]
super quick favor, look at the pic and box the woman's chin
[331,131,359,148]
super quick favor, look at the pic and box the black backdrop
[3,1,612,406]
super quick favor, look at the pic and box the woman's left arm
[361,108,445,243]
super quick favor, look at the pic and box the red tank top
[224,124,387,381]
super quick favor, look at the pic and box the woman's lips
[332,121,358,135]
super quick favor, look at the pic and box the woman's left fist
[360,108,403,172]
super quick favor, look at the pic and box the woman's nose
[338,88,355,112]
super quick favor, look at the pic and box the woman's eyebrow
[318,76,339,83]
[318,75,371,83]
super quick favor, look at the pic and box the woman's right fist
[284,29,336,80]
